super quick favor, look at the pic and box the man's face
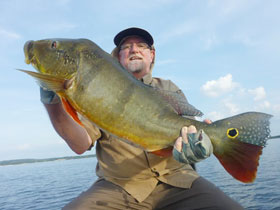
[118,36,155,79]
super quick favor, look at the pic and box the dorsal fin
[154,87,203,117]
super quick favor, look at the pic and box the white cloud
[0,28,21,39]
[248,86,266,101]
[223,100,240,115]
[262,101,271,109]
[201,74,238,97]
[205,99,240,120]
[200,74,273,119]
[205,111,225,121]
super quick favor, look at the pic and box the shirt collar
[141,73,153,85]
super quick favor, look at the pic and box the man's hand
[173,124,213,164]
[40,87,61,104]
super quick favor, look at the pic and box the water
[197,140,280,210]
[0,158,97,209]
[1,140,280,210]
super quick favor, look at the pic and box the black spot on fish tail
[213,112,273,147]
[227,128,239,139]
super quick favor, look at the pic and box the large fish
[20,38,276,183]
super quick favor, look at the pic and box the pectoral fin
[17,69,67,92]
[18,69,83,126]
[214,141,263,183]
[61,98,83,126]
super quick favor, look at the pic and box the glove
[40,87,60,104]
[173,129,213,164]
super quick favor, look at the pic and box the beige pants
[63,177,244,210]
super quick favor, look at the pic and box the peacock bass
[20,38,274,183]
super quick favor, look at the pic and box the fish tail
[208,112,272,183]
[214,141,263,183]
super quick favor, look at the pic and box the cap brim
[114,27,154,47]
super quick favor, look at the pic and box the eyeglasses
[119,42,151,51]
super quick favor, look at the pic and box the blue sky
[0,0,279,161]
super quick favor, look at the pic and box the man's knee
[192,177,244,210]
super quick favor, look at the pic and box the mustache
[128,54,143,60]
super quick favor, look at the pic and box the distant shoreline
[0,154,96,166]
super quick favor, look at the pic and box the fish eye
[51,41,57,49]
[227,128,239,139]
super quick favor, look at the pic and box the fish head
[24,38,94,79]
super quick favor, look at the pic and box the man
[41,27,243,209]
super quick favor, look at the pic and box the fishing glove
[173,129,213,164]
[40,87,60,104]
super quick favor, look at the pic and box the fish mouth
[24,40,35,65]
[24,40,41,71]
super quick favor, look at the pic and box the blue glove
[173,129,213,164]
[40,87,60,104]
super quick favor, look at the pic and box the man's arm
[40,88,93,154]
[44,103,93,154]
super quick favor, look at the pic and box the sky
[0,0,279,161]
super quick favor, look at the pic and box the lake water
[1,140,280,210]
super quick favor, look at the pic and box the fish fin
[17,69,66,92]
[213,112,272,147]
[61,97,83,126]
[150,147,173,157]
[18,69,82,126]
[153,87,203,117]
[214,141,263,183]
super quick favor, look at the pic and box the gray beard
[127,60,146,73]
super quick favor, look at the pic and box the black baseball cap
[114,27,154,47]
